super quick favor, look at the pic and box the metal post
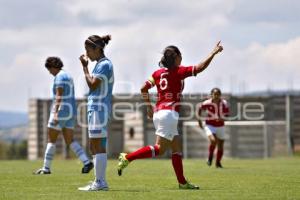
[263,123,268,158]
[285,95,293,155]
[183,124,188,159]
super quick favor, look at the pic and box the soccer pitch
[0,158,300,200]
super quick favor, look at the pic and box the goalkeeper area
[0,158,300,200]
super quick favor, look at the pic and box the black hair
[45,57,63,69]
[159,45,181,69]
[210,87,222,95]
[85,35,111,50]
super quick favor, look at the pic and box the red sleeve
[198,102,207,115]
[144,71,156,89]
[177,66,196,79]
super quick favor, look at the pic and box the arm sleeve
[178,66,196,79]
[144,73,156,90]
[93,62,111,81]
[198,102,208,116]
[54,74,65,89]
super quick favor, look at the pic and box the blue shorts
[47,112,75,131]
[88,111,109,138]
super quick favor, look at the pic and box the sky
[0,0,299,112]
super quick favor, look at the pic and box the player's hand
[53,112,59,125]
[79,54,89,67]
[147,105,154,119]
[212,41,223,55]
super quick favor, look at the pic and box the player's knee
[64,139,72,145]
[217,140,224,148]
[211,139,217,146]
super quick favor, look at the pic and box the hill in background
[0,111,28,143]
[0,111,28,129]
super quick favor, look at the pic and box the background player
[35,57,93,174]
[118,41,223,189]
[198,88,229,168]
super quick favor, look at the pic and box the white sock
[93,153,107,182]
[70,141,90,165]
[43,143,55,171]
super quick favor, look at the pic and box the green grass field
[0,158,300,200]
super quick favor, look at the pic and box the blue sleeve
[93,62,111,81]
[54,73,65,89]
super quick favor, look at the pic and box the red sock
[171,152,186,184]
[126,145,159,162]
[208,144,216,160]
[216,149,223,163]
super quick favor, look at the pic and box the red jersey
[145,65,196,112]
[199,98,229,127]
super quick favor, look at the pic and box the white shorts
[153,110,179,141]
[88,111,108,138]
[47,112,75,131]
[205,124,225,140]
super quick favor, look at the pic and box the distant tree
[0,141,9,159]
[6,139,27,159]
[7,139,17,159]
[17,140,27,159]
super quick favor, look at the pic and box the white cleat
[34,168,51,175]
[78,180,109,191]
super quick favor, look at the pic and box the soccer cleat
[216,162,223,168]
[34,168,51,175]
[78,181,109,191]
[82,162,94,174]
[117,153,129,176]
[179,181,200,190]
[206,158,212,166]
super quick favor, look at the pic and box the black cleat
[34,168,51,175]
[117,169,122,176]
[207,158,212,166]
[82,162,94,174]
[216,162,223,168]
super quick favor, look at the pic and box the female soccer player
[77,35,114,191]
[198,88,229,168]
[35,57,93,175]
[118,41,223,189]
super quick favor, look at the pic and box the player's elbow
[140,86,148,93]
[89,83,98,91]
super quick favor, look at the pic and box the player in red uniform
[198,88,229,168]
[118,41,223,189]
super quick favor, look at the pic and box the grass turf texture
[0,158,300,200]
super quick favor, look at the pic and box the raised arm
[79,55,101,91]
[194,41,223,74]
